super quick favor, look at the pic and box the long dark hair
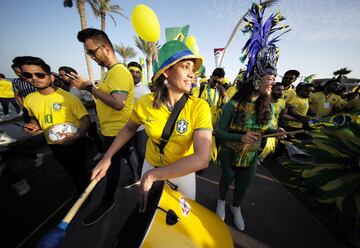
[153,74,168,109]
[231,80,272,126]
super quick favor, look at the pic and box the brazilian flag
[165,25,190,42]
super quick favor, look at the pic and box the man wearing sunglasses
[71,28,134,226]
[21,56,91,195]
[281,69,300,104]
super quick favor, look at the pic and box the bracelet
[84,84,94,93]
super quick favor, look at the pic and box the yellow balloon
[186,36,197,48]
[188,43,200,55]
[131,4,160,42]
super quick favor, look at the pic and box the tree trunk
[100,12,105,75]
[77,0,94,82]
[146,56,151,83]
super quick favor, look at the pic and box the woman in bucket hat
[91,40,212,211]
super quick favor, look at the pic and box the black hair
[212,68,225,78]
[284,70,300,78]
[152,74,168,109]
[12,56,36,68]
[58,66,78,74]
[324,79,340,88]
[127,61,142,71]
[296,83,314,93]
[0,73,5,78]
[77,28,114,51]
[232,80,272,126]
[21,56,51,73]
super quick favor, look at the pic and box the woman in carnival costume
[91,40,212,211]
[215,0,290,231]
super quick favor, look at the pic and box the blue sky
[1,0,359,84]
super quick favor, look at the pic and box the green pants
[218,146,257,207]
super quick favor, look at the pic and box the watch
[85,84,94,93]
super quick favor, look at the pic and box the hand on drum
[139,169,156,213]
[90,156,112,181]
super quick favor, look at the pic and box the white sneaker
[34,153,45,167]
[0,133,17,146]
[230,205,245,231]
[92,152,104,161]
[17,111,23,117]
[12,179,31,196]
[216,199,226,220]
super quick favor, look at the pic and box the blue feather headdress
[241,0,291,87]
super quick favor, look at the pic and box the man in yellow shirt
[21,57,90,195]
[71,28,134,226]
[282,70,300,104]
[0,73,21,118]
[308,79,347,118]
[270,82,286,128]
[284,82,314,130]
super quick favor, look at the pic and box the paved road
[1,114,346,248]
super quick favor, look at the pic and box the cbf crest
[176,119,188,134]
[53,103,62,111]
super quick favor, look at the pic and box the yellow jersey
[0,79,15,98]
[24,88,88,144]
[286,95,309,128]
[131,94,212,167]
[226,85,237,100]
[271,98,286,128]
[96,63,134,136]
[346,97,360,112]
[283,87,296,104]
[309,92,347,118]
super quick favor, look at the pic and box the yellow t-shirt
[131,94,213,166]
[0,79,15,98]
[24,88,88,144]
[271,99,286,128]
[346,98,360,112]
[199,85,223,125]
[96,64,134,136]
[287,95,309,128]
[309,92,347,118]
[227,85,237,100]
[283,87,296,104]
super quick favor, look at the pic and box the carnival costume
[215,0,290,230]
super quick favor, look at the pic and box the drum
[114,181,234,248]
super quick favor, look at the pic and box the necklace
[166,101,174,111]
[207,85,219,106]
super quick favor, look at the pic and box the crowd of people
[1,26,359,238]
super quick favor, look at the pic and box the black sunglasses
[22,72,48,79]
[85,46,101,56]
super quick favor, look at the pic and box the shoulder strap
[198,82,207,98]
[158,94,188,155]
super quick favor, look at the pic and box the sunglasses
[22,72,48,79]
[85,46,101,56]
[129,69,141,74]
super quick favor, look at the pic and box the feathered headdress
[241,0,291,88]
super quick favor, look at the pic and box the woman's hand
[241,132,262,144]
[276,127,287,139]
[139,169,157,213]
[90,156,112,181]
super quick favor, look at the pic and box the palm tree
[63,0,96,82]
[114,44,137,66]
[333,67,352,80]
[91,0,127,74]
[91,0,127,32]
[134,36,159,82]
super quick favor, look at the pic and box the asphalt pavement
[0,106,346,248]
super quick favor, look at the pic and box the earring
[164,78,168,87]
[253,79,262,90]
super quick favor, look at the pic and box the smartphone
[65,73,76,79]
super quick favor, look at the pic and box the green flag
[165,25,190,42]
[304,74,316,83]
